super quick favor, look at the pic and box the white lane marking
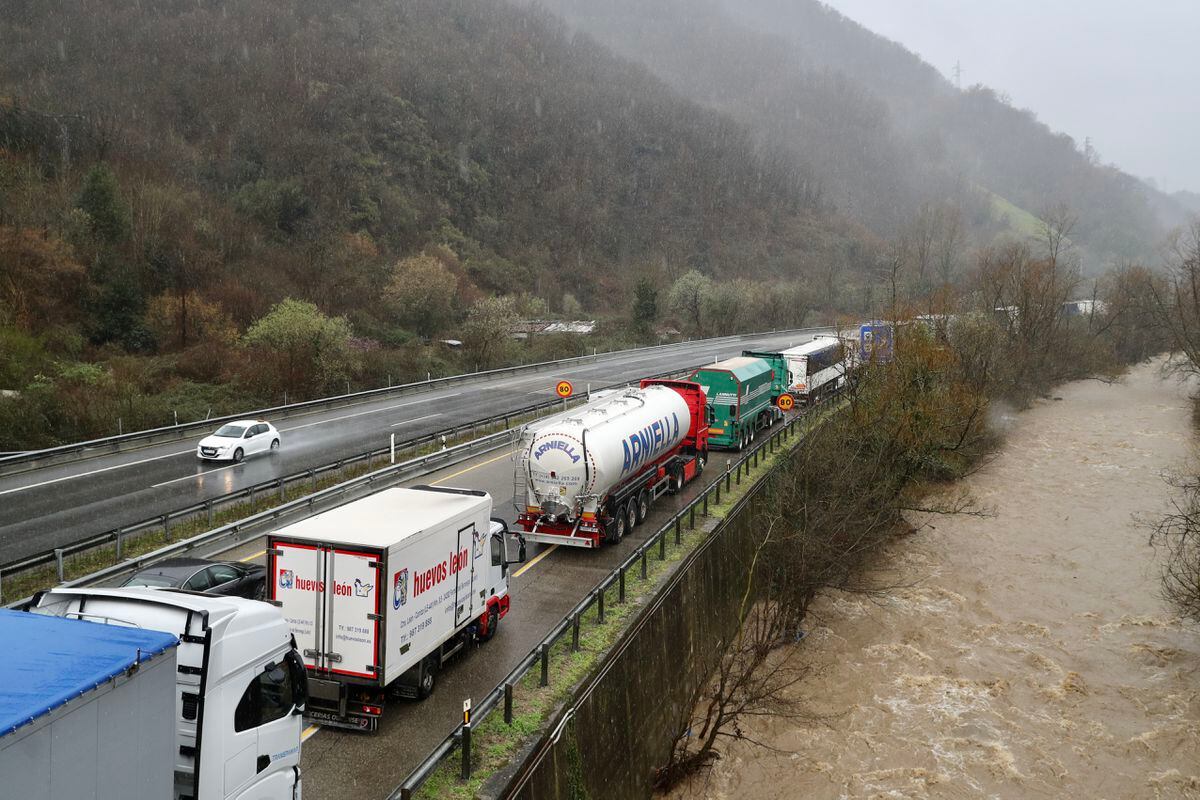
[278,394,461,433]
[388,413,442,428]
[0,448,195,496]
[151,463,240,488]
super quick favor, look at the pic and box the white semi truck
[267,485,525,732]
[17,587,307,800]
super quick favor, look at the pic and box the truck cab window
[490,534,503,567]
[234,662,295,732]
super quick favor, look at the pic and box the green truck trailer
[689,356,780,450]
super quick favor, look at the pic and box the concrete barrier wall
[507,486,773,800]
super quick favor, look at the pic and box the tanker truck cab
[267,486,524,731]
[28,587,306,800]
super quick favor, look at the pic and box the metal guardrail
[0,328,822,477]
[391,397,843,799]
[0,364,700,591]
[0,390,605,591]
[1,427,524,609]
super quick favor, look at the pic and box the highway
[211,418,762,800]
[0,331,827,565]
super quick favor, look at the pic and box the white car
[196,420,281,462]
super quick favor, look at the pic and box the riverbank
[676,360,1200,799]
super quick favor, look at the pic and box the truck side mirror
[505,533,527,566]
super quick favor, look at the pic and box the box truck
[23,587,307,800]
[690,356,777,450]
[267,485,526,732]
[514,379,710,548]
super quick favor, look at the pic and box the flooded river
[682,360,1200,799]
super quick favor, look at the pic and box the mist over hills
[542,0,1189,268]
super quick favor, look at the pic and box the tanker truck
[514,379,709,548]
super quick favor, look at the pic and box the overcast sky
[821,0,1199,194]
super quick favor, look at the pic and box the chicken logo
[393,569,409,610]
[354,578,374,599]
[278,569,294,590]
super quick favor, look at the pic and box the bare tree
[1149,472,1200,623]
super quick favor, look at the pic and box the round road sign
[556,380,574,399]
[777,394,795,412]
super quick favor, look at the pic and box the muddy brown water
[673,360,1200,800]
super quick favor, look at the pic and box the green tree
[668,270,713,336]
[462,295,517,369]
[75,164,131,244]
[632,277,658,334]
[243,299,355,396]
[383,253,459,338]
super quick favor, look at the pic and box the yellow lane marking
[302,724,320,742]
[430,450,513,486]
[240,549,266,563]
[512,544,558,578]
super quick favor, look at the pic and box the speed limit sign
[777,394,795,412]
[556,380,574,398]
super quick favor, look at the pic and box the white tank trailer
[515,379,709,548]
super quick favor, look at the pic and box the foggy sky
[822,0,1200,194]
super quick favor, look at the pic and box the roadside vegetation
[653,212,1171,791]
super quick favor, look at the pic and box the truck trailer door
[454,524,477,627]
[323,548,382,679]
[271,541,324,670]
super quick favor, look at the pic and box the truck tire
[606,512,624,544]
[695,453,706,476]
[417,656,438,699]
[636,490,650,523]
[625,498,638,532]
[478,606,499,643]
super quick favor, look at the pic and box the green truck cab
[689,356,780,450]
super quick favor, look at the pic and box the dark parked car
[121,557,266,600]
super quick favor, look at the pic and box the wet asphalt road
[0,331,827,565]
[210,408,771,800]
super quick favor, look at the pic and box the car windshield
[122,574,178,588]
[214,424,247,438]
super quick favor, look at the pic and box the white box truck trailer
[0,608,179,800]
[27,587,307,800]
[267,485,525,732]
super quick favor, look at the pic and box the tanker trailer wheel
[625,498,639,533]
[607,504,627,544]
[695,453,706,476]
[636,490,650,523]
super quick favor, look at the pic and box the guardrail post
[715,480,721,504]
[278,479,286,501]
[640,549,647,580]
[675,517,681,544]
[572,613,581,651]
[115,529,123,561]
[703,492,709,517]
[736,462,742,486]
[54,548,65,581]
[659,531,666,560]
[618,567,626,603]
[689,507,695,529]
[726,471,732,492]
[539,645,549,686]
[504,683,514,724]
[461,723,472,780]
[309,469,316,493]
[597,588,605,623]
[206,499,214,527]
[162,514,170,542]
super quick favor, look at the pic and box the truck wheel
[636,490,650,523]
[478,606,499,643]
[625,498,638,532]
[695,453,706,476]
[417,657,437,700]
[612,511,628,543]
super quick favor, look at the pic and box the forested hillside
[541,0,1186,267]
[0,0,872,445]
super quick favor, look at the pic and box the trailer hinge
[367,613,382,621]
[179,745,196,758]
[266,548,283,557]
[303,649,322,660]
[177,665,203,676]
[368,561,384,569]
[180,634,206,645]
[326,652,343,663]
